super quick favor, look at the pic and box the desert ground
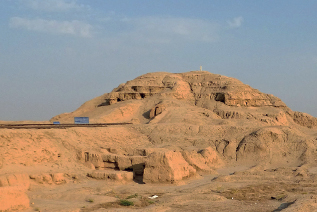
[1,71,317,212]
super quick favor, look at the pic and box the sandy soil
[19,164,317,212]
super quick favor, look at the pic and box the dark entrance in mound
[132,163,145,184]
[215,93,225,103]
[140,93,146,99]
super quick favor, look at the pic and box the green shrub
[119,199,134,206]
[126,193,138,199]
[87,199,94,203]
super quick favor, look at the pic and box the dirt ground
[20,164,317,212]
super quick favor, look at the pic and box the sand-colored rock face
[0,173,30,211]
[182,147,223,172]
[47,70,317,177]
[143,150,196,183]
[1,70,317,211]
[292,111,317,128]
[0,186,30,211]
[51,71,290,124]
[99,71,286,108]
[236,127,314,165]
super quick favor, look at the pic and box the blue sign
[53,121,60,124]
[74,117,89,124]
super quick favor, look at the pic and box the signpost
[74,117,89,124]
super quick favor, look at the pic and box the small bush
[87,199,94,203]
[276,194,287,201]
[119,199,134,206]
[126,193,138,199]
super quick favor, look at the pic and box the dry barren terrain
[1,71,317,211]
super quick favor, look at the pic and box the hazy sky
[1,0,316,121]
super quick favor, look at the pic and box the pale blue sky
[1,0,316,121]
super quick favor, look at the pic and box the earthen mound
[1,70,317,211]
